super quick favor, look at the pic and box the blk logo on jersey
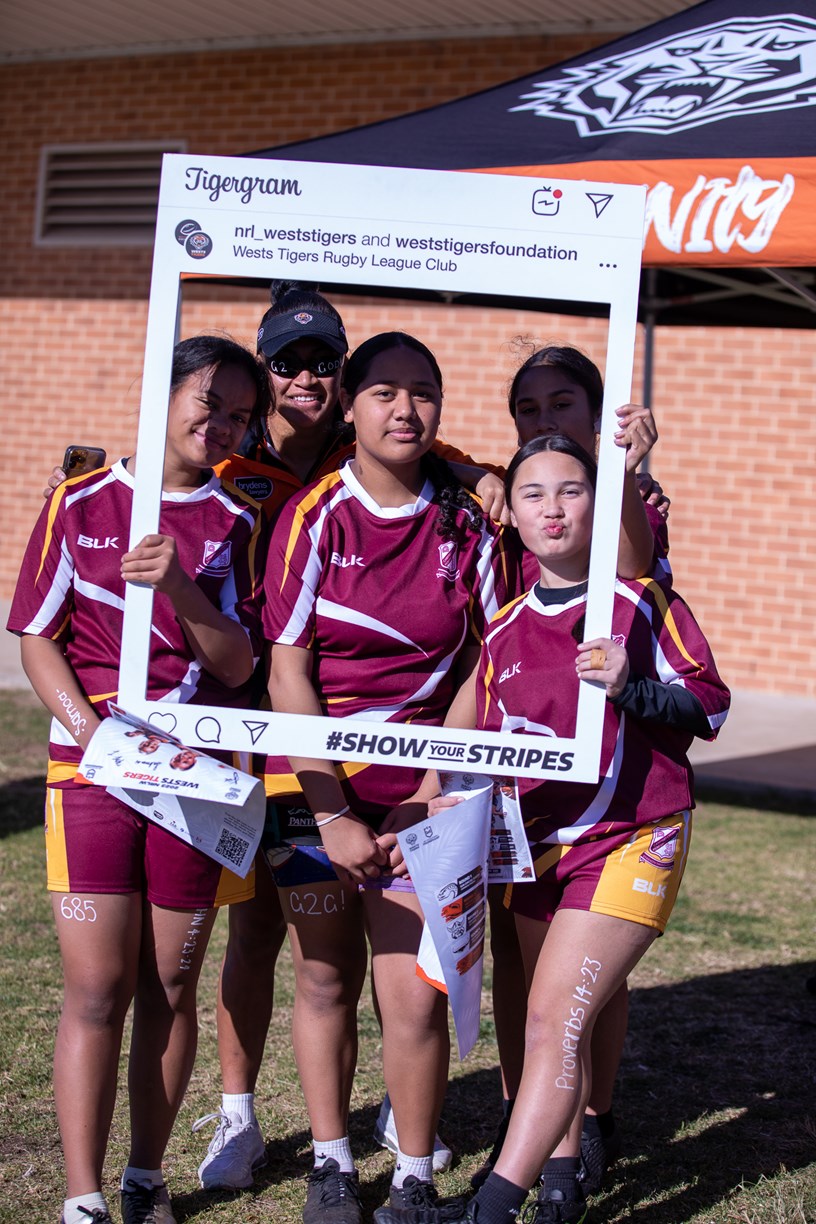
[639,824,681,870]
[436,541,461,581]
[330,552,365,568]
[499,662,522,683]
[198,540,232,573]
[78,534,119,549]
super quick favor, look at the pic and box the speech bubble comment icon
[196,716,222,744]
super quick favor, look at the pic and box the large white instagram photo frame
[119,153,645,783]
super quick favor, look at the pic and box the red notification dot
[553,190,563,199]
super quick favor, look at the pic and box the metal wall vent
[35,143,185,245]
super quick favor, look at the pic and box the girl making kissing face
[507,445,595,590]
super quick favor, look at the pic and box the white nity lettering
[646,166,794,256]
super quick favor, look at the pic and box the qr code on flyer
[214,828,250,868]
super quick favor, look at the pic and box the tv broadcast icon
[532,186,562,216]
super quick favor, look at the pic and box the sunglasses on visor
[268,353,344,377]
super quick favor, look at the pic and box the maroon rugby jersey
[8,460,265,769]
[262,462,517,818]
[477,577,730,843]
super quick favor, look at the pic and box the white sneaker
[193,1108,267,1189]
[372,1093,453,1173]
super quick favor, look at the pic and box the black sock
[473,1172,528,1224]
[584,1109,616,1139]
[540,1157,582,1201]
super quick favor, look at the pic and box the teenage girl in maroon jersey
[377,433,728,1224]
[263,332,514,1224]
[476,345,669,1200]
[9,337,269,1224]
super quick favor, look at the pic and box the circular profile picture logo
[185,230,213,260]
[174,218,201,245]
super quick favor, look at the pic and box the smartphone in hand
[62,445,107,477]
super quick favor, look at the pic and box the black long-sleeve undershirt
[532,581,710,738]
[610,673,710,737]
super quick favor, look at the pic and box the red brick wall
[2,37,815,698]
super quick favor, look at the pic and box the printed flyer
[398,792,491,1057]
[78,706,264,877]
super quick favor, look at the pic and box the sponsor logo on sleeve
[233,475,274,502]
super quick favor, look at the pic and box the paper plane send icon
[586,193,613,219]
[242,720,268,745]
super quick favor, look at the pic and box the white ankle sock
[121,1166,163,1189]
[63,1192,108,1223]
[222,1091,256,1126]
[312,1136,355,1173]
[392,1150,434,1188]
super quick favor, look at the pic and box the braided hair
[342,332,483,544]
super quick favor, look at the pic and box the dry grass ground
[1,689,814,1223]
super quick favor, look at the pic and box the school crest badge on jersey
[639,823,681,870]
[436,540,460,581]
[198,539,232,574]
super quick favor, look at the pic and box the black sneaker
[389,1178,440,1210]
[522,1188,588,1224]
[374,1194,475,1224]
[120,1179,175,1224]
[304,1159,362,1224]
[470,1112,511,1189]
[577,1123,622,1196]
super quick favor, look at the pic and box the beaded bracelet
[314,804,350,828]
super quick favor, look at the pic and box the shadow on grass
[595,961,816,1222]
[0,775,45,837]
[170,963,815,1222]
[696,776,816,816]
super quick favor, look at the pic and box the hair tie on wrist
[315,804,350,828]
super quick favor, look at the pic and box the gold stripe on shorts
[213,861,256,908]
[45,788,70,893]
